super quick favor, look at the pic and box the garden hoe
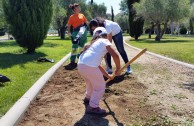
[106,48,147,83]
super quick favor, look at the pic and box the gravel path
[123,37,194,122]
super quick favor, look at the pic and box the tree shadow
[45,37,71,41]
[0,52,46,69]
[42,42,59,47]
[0,41,18,47]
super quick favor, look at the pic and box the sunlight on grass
[128,34,194,65]
[0,36,72,116]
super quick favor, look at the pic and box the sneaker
[64,62,77,70]
[86,106,106,115]
[126,66,132,74]
[83,97,90,104]
[106,68,112,74]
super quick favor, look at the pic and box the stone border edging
[124,41,194,70]
[0,53,71,126]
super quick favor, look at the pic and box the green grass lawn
[128,34,194,65]
[0,36,72,117]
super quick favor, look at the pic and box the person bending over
[78,27,120,115]
[89,17,132,74]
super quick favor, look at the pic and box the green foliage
[133,17,144,40]
[88,2,107,19]
[0,0,6,29]
[180,27,188,34]
[127,0,143,40]
[120,0,128,14]
[3,0,53,53]
[115,13,129,32]
[135,0,190,41]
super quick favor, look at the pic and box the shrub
[3,0,53,53]
[180,27,187,34]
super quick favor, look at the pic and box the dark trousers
[106,31,129,69]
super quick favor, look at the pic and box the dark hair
[89,17,106,35]
[95,17,105,27]
[69,3,79,10]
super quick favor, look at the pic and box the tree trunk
[170,21,174,34]
[27,47,35,54]
[190,18,193,35]
[155,23,161,41]
[160,22,167,38]
[60,27,65,39]
[58,29,60,36]
[149,23,154,39]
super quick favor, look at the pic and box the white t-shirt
[104,20,121,36]
[78,38,112,67]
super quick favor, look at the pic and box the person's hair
[89,17,106,35]
[95,17,105,27]
[80,30,107,54]
[69,3,79,10]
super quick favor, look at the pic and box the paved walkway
[0,35,8,41]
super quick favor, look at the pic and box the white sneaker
[106,68,112,74]
[126,66,132,74]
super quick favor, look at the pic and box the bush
[180,27,187,34]
[3,0,53,53]
[0,28,5,36]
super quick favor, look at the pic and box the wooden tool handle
[106,48,147,83]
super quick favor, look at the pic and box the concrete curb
[124,40,194,70]
[0,53,71,126]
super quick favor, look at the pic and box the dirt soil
[18,42,194,126]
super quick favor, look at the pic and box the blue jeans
[106,31,129,69]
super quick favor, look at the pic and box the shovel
[106,48,147,83]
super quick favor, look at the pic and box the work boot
[64,62,77,70]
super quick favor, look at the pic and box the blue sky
[86,0,121,14]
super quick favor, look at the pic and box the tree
[135,0,190,41]
[89,2,107,18]
[3,0,53,54]
[115,13,129,33]
[127,0,143,40]
[0,0,5,29]
[111,6,114,21]
[189,1,194,34]
[120,0,128,14]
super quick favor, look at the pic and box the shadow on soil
[183,82,194,92]
[106,73,132,87]
[74,100,123,126]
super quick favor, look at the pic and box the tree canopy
[134,0,190,41]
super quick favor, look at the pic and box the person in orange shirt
[64,3,87,70]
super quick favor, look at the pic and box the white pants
[78,64,105,108]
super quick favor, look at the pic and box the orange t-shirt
[68,13,87,29]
